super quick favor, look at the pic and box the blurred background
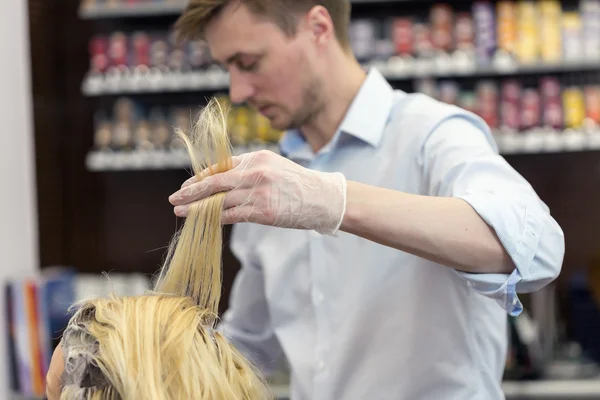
[3,0,600,399]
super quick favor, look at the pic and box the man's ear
[305,5,335,48]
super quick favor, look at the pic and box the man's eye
[239,61,258,72]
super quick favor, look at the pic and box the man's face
[205,2,324,130]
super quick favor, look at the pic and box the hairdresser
[170,1,566,399]
[48,0,564,399]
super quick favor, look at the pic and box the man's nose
[228,70,254,105]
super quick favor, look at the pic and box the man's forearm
[340,181,515,274]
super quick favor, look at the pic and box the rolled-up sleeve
[421,116,565,316]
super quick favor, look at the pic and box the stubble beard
[281,73,325,131]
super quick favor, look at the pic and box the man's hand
[169,150,347,235]
[45,342,64,400]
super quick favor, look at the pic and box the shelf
[496,130,600,155]
[375,56,600,80]
[10,380,600,400]
[501,380,600,398]
[10,394,44,400]
[269,380,600,399]
[78,2,187,19]
[85,143,280,171]
[82,68,229,96]
[78,0,414,19]
[85,131,600,172]
[81,57,600,96]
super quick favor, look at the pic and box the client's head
[60,294,269,400]
[56,98,272,399]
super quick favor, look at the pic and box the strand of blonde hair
[59,98,272,400]
[152,97,233,321]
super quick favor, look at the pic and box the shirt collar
[279,68,395,157]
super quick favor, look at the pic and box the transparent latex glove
[169,150,347,235]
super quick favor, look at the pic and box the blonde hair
[174,0,352,51]
[59,99,272,400]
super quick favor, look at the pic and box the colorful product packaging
[496,1,518,55]
[473,1,497,65]
[108,31,129,67]
[430,4,454,52]
[89,35,109,73]
[538,0,563,63]
[391,17,414,56]
[540,77,564,130]
[476,81,499,129]
[584,85,600,125]
[438,81,460,105]
[455,12,475,51]
[563,87,586,129]
[516,1,540,64]
[349,19,377,62]
[581,0,600,60]
[500,79,521,131]
[131,31,151,67]
[562,12,584,60]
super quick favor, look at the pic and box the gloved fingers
[173,203,191,218]
[222,190,278,226]
[175,188,255,219]
[222,205,254,225]
[170,179,212,206]
[180,155,243,189]
[170,169,243,206]
[223,188,254,210]
[200,154,242,178]
[180,175,197,189]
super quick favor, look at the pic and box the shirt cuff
[453,190,547,316]
[456,269,524,316]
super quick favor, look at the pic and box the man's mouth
[258,105,272,116]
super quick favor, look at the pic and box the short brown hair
[174,0,351,50]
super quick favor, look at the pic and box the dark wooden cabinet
[27,0,600,323]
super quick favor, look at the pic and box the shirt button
[315,292,324,304]
[512,298,518,306]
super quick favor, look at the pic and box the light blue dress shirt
[221,68,564,400]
